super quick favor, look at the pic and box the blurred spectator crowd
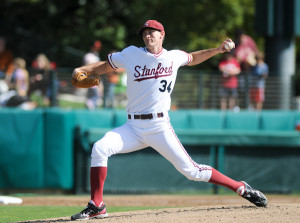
[218,30,269,111]
[76,40,127,110]
[0,37,127,110]
[0,33,268,111]
[0,36,58,109]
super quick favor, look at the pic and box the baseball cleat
[71,200,108,220]
[241,181,268,207]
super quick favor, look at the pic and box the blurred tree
[0,0,257,68]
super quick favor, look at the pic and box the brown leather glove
[71,71,99,88]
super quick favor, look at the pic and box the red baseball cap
[137,20,165,36]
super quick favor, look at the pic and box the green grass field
[0,205,164,223]
[1,194,300,222]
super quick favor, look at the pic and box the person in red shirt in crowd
[218,53,241,110]
[234,30,258,72]
[0,37,14,81]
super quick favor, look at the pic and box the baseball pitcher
[71,20,267,220]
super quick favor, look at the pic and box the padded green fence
[0,108,300,193]
[80,109,300,194]
[0,108,44,189]
[224,146,300,193]
[44,108,75,189]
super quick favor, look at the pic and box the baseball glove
[71,71,100,88]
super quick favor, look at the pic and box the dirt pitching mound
[18,195,300,223]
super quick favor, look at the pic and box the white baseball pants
[91,113,212,182]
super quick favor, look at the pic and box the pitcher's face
[142,28,165,48]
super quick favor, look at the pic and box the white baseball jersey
[108,46,192,113]
[92,45,212,184]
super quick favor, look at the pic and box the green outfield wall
[0,108,300,193]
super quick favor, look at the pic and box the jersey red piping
[179,50,192,65]
[107,54,118,70]
[167,119,205,171]
[144,47,164,58]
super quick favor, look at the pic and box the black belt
[128,112,164,120]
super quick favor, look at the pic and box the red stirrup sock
[208,168,244,194]
[90,166,107,207]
